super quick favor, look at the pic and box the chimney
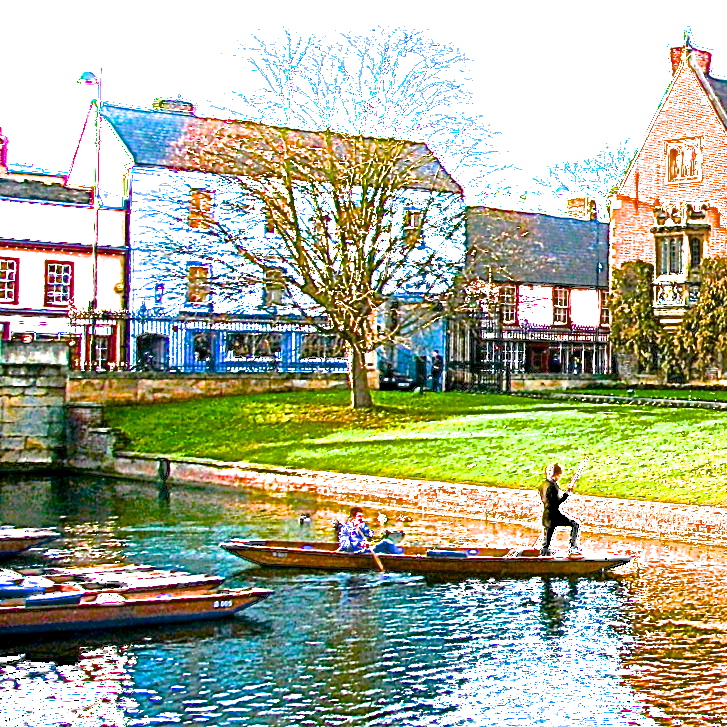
[670,46,712,75]
[566,197,597,221]
[152,98,196,115]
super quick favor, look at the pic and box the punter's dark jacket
[539,478,570,527]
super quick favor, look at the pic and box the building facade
[451,203,610,387]
[67,99,464,376]
[0,127,127,368]
[611,40,727,335]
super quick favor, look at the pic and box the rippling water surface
[1,473,726,726]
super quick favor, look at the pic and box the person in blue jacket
[338,507,398,554]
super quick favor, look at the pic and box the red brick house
[611,39,727,332]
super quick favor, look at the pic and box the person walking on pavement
[431,350,444,392]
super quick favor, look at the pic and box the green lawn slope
[105,390,727,506]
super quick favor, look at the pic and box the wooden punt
[219,539,633,578]
[0,526,61,557]
[0,587,273,635]
[1,565,226,598]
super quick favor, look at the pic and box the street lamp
[78,70,102,368]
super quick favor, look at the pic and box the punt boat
[0,564,225,599]
[0,587,273,636]
[0,526,61,557]
[219,539,633,577]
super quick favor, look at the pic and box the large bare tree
[137,29,501,408]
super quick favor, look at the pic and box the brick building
[611,40,727,332]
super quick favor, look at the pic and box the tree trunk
[349,347,373,409]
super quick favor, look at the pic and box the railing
[653,280,700,308]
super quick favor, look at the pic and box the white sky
[2,0,727,212]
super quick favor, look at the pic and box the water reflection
[0,473,724,725]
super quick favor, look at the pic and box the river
[0,472,725,727]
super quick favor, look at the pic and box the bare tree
[138,120,464,408]
[134,29,504,408]
[534,141,634,219]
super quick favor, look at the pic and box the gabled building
[611,40,727,332]
[451,202,610,386]
[69,99,463,374]
[0,127,127,368]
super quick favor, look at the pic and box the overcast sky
[3,0,726,212]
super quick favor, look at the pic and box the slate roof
[0,178,91,204]
[704,75,727,121]
[466,207,609,288]
[102,104,462,194]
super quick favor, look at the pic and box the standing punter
[539,463,581,556]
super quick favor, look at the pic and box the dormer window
[666,138,702,182]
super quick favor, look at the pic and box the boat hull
[220,540,632,578]
[0,588,272,635]
[0,528,61,557]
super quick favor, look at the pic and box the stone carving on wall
[652,202,710,228]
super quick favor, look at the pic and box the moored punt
[0,526,61,557]
[1,564,226,599]
[0,588,273,635]
[219,539,633,578]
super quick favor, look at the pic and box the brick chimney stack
[670,46,712,75]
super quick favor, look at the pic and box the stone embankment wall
[66,371,348,405]
[63,413,727,547]
[0,341,68,469]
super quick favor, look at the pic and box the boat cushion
[25,591,84,607]
[426,549,468,558]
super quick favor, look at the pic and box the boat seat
[426,549,467,558]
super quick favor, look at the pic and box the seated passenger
[338,507,399,554]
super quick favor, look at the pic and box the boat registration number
[213,600,233,609]
[272,551,288,558]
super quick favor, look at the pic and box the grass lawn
[578,388,727,402]
[106,390,727,506]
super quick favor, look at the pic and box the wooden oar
[370,548,386,572]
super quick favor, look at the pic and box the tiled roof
[704,75,727,121]
[0,178,91,204]
[466,207,609,288]
[102,104,462,194]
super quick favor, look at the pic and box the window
[92,335,111,370]
[599,289,610,326]
[45,261,73,307]
[499,285,517,325]
[0,258,18,304]
[188,189,214,230]
[689,236,703,270]
[187,265,210,304]
[154,283,165,306]
[262,268,284,307]
[666,138,701,182]
[264,208,275,235]
[227,332,282,358]
[403,209,423,244]
[300,333,345,359]
[658,236,684,276]
[553,287,570,325]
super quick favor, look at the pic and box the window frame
[499,284,518,325]
[0,257,19,305]
[599,289,610,327]
[44,260,74,308]
[665,137,702,183]
[186,264,211,305]
[188,189,214,231]
[552,287,570,326]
